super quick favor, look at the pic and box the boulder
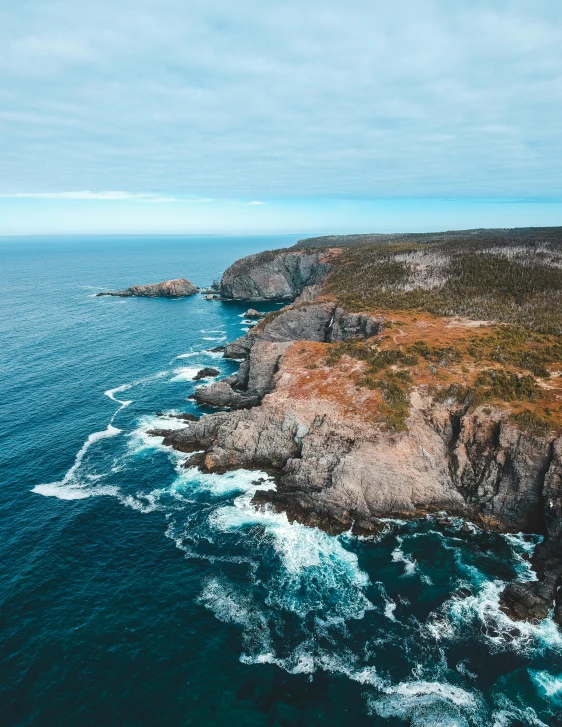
[244,309,266,319]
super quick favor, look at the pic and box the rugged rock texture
[156,297,562,624]
[501,437,562,621]
[219,249,339,300]
[192,302,383,410]
[223,302,383,360]
[244,309,266,319]
[190,381,260,409]
[193,340,292,409]
[97,278,199,297]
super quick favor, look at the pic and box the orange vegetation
[279,311,562,434]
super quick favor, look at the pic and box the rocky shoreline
[153,233,562,624]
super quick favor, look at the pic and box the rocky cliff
[155,233,562,624]
[219,248,339,300]
[97,278,199,297]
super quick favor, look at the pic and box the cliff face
[219,249,339,300]
[155,234,562,623]
[98,278,199,297]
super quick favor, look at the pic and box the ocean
[1,235,561,727]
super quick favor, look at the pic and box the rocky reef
[156,231,562,624]
[97,278,199,297]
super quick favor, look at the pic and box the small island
[97,278,199,298]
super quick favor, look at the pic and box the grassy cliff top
[285,314,562,435]
[321,236,562,335]
[294,226,562,250]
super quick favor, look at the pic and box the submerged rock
[193,367,220,381]
[155,412,199,422]
[244,309,266,319]
[97,278,199,297]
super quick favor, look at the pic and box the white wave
[529,669,562,704]
[176,349,224,360]
[32,425,121,500]
[241,642,317,676]
[424,611,457,641]
[388,680,476,707]
[437,535,488,587]
[384,600,397,621]
[33,482,119,500]
[392,536,417,576]
[170,367,200,382]
[210,491,373,621]
[443,580,562,654]
[119,487,173,514]
[492,704,549,727]
[370,680,481,727]
[456,661,478,680]
[126,414,188,457]
[104,383,132,404]
[176,468,274,497]
[198,577,274,656]
[503,533,541,582]
[202,336,226,341]
[374,581,398,622]
[104,383,133,422]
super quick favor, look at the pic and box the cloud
[0,191,176,202]
[248,200,263,205]
[0,0,561,202]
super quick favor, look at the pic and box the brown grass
[280,312,562,434]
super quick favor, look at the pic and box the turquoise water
[1,235,561,726]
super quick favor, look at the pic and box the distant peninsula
[97,278,199,298]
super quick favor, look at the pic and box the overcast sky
[1,0,561,234]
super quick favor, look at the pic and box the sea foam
[32,424,121,500]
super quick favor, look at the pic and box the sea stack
[97,278,199,297]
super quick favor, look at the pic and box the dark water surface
[1,235,561,726]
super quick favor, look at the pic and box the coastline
[153,228,562,625]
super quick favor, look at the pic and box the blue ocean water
[1,235,561,727]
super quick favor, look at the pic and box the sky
[1,0,562,235]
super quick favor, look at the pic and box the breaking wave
[32,424,122,500]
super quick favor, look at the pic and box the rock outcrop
[222,302,383,361]
[97,278,199,297]
[244,309,266,319]
[219,249,339,301]
[193,367,220,381]
[187,302,384,409]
